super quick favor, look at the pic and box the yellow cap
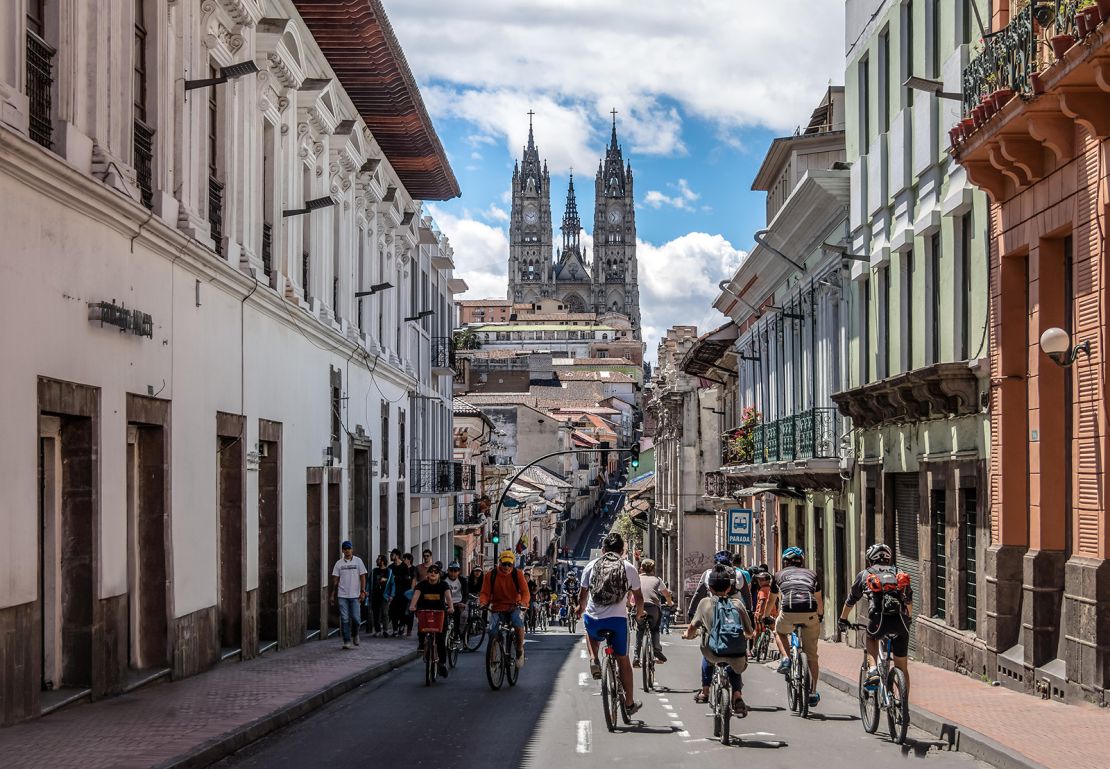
[499,550,515,564]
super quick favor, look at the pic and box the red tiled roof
[293,0,459,200]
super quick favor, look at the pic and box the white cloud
[643,178,700,211]
[481,204,510,223]
[387,0,844,158]
[426,204,509,300]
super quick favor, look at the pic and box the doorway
[327,469,341,633]
[38,414,95,700]
[396,491,406,553]
[257,421,281,648]
[125,420,169,676]
[351,445,371,562]
[217,417,245,656]
[892,473,921,655]
[379,490,389,557]
[306,476,323,636]
[834,511,848,616]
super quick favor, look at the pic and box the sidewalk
[0,635,418,769]
[817,641,1109,769]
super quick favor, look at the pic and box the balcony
[831,362,979,430]
[208,177,224,256]
[261,222,272,278]
[454,499,483,527]
[953,2,1110,201]
[432,337,455,376]
[26,31,54,149]
[134,120,154,210]
[716,407,841,491]
[410,459,468,494]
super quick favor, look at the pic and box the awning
[733,484,806,500]
[680,321,738,377]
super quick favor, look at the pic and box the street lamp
[903,76,962,102]
[1039,327,1091,367]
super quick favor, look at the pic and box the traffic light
[492,532,500,546]
[629,444,640,470]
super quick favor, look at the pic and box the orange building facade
[954,1,1110,703]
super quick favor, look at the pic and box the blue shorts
[584,615,630,656]
[488,608,524,635]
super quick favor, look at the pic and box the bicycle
[445,612,461,669]
[416,609,445,686]
[537,602,549,632]
[637,617,655,692]
[567,604,578,634]
[598,629,631,732]
[485,611,521,690]
[785,623,811,718]
[749,620,773,662]
[462,599,486,652]
[850,623,909,744]
[709,662,734,745]
[525,603,537,634]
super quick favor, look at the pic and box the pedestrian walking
[330,541,367,649]
[401,553,416,636]
[370,554,391,636]
[386,549,410,636]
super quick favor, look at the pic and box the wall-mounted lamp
[283,196,337,218]
[903,76,962,102]
[355,282,394,298]
[1040,327,1091,367]
[404,310,435,322]
[185,60,260,91]
[822,242,870,262]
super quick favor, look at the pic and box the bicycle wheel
[506,637,520,686]
[425,637,435,686]
[786,652,800,712]
[569,613,578,634]
[464,616,485,652]
[757,631,770,662]
[717,682,732,746]
[797,652,810,718]
[859,664,879,733]
[485,635,504,690]
[447,631,460,669]
[886,667,909,744]
[640,630,653,692]
[601,658,618,732]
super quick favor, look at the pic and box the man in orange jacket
[479,550,531,668]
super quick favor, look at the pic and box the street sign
[728,508,752,546]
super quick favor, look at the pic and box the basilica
[507,115,642,339]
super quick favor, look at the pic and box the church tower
[552,174,593,313]
[592,113,641,337]
[507,114,553,304]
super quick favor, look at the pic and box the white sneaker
[516,650,526,669]
[342,642,352,650]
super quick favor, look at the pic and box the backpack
[707,598,748,657]
[589,552,630,606]
[488,566,525,596]
[864,566,911,616]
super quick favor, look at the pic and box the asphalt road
[569,490,624,562]
[213,622,996,769]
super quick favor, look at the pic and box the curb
[155,651,421,769]
[818,669,1050,769]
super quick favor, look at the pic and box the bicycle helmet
[707,564,735,592]
[782,546,804,564]
[866,543,893,566]
[713,550,733,565]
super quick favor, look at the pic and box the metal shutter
[893,475,920,656]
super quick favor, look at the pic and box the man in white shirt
[331,540,368,649]
[577,531,645,716]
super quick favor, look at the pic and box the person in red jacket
[479,550,531,668]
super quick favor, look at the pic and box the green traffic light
[631,459,639,469]
[492,535,500,545]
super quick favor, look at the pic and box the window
[905,249,914,371]
[261,121,275,278]
[26,0,54,149]
[859,55,870,154]
[903,1,914,109]
[380,402,390,475]
[862,276,872,383]
[929,233,941,363]
[962,487,978,631]
[133,0,153,210]
[959,213,972,360]
[879,28,891,133]
[961,0,973,46]
[881,266,891,378]
[207,67,223,255]
[930,0,941,78]
[932,489,946,619]
[398,411,406,476]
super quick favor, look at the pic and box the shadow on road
[805,711,860,722]
[746,704,786,713]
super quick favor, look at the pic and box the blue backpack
[708,598,747,657]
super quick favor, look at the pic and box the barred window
[932,489,946,620]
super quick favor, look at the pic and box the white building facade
[0,0,462,724]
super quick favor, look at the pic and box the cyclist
[444,562,469,636]
[478,550,530,669]
[562,568,581,598]
[409,563,453,679]
[578,531,644,716]
[535,580,552,625]
[769,546,824,708]
[632,558,671,667]
[684,564,755,714]
[837,543,914,695]
[467,565,485,595]
[752,570,786,659]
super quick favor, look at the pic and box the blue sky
[385,0,846,352]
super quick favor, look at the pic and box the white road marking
[657,697,669,703]
[580,649,587,659]
[661,704,675,711]
[671,720,685,727]
[576,720,592,753]
[578,672,590,687]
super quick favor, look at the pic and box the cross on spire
[527,109,535,127]
[611,108,618,127]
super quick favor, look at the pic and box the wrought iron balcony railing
[720,407,840,466]
[410,459,466,494]
[432,337,455,373]
[26,32,54,149]
[962,1,1083,117]
[208,177,224,256]
[134,120,154,210]
[261,222,272,277]
[454,499,483,526]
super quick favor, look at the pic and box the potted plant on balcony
[727,406,761,465]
